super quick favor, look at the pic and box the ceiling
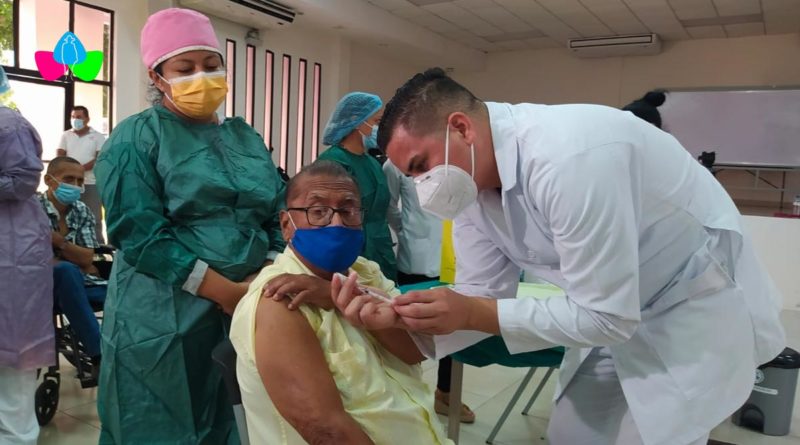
[363,0,800,52]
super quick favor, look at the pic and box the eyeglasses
[287,206,365,227]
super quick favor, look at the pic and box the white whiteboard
[659,89,800,167]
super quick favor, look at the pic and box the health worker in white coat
[332,68,786,445]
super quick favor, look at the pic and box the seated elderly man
[39,156,107,379]
[230,161,451,445]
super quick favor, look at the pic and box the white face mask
[414,123,478,220]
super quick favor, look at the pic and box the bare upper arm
[253,298,365,441]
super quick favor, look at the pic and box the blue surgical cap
[0,66,9,95]
[322,92,382,146]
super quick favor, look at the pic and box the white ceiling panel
[483,30,546,41]
[668,0,718,20]
[423,2,496,30]
[472,6,534,32]
[469,22,506,36]
[723,21,764,37]
[685,24,727,38]
[623,0,689,39]
[525,36,561,49]
[440,29,476,40]
[459,35,498,51]
[580,0,651,34]
[408,12,462,31]
[495,39,530,50]
[762,0,800,34]
[536,0,613,36]
[452,0,497,8]
[713,0,761,17]
[391,5,429,18]
[361,0,796,53]
[368,0,417,10]
[494,0,582,41]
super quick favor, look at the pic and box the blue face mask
[289,216,364,273]
[361,124,378,150]
[50,176,83,205]
[72,118,85,131]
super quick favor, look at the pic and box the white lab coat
[384,160,443,278]
[421,102,785,445]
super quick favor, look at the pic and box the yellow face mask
[160,71,228,119]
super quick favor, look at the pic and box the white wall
[743,216,800,311]
[209,18,349,172]
[455,33,800,107]
[348,42,426,102]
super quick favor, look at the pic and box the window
[73,1,113,135]
[245,44,255,125]
[279,54,291,171]
[263,50,274,150]
[17,0,69,71]
[311,63,321,161]
[8,78,65,161]
[225,39,235,117]
[295,59,306,174]
[1,0,114,157]
[0,0,16,65]
[74,81,110,134]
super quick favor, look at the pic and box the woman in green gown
[94,9,284,444]
[317,92,397,281]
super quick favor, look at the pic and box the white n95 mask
[414,124,478,220]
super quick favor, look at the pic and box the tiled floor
[38,310,800,445]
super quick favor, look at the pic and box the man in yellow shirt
[230,160,451,445]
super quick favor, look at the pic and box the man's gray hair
[285,160,360,204]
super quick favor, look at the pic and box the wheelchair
[35,245,115,426]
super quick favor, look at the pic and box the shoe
[434,389,476,423]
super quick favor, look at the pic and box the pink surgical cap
[140,8,223,70]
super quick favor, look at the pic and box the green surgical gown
[94,105,286,444]
[318,145,397,281]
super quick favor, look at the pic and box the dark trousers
[53,261,106,357]
[396,272,452,392]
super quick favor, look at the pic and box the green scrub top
[318,145,397,281]
[94,105,285,444]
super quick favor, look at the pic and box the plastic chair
[211,339,250,445]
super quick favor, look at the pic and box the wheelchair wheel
[35,378,60,426]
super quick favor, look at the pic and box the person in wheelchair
[38,156,107,378]
[230,161,452,445]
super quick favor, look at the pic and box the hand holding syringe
[332,272,400,331]
[334,273,394,304]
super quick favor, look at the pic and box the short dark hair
[622,91,666,129]
[72,105,89,119]
[378,67,483,151]
[47,156,82,175]
[285,160,360,205]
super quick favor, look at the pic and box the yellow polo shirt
[230,248,452,445]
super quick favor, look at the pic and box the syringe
[334,273,394,304]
